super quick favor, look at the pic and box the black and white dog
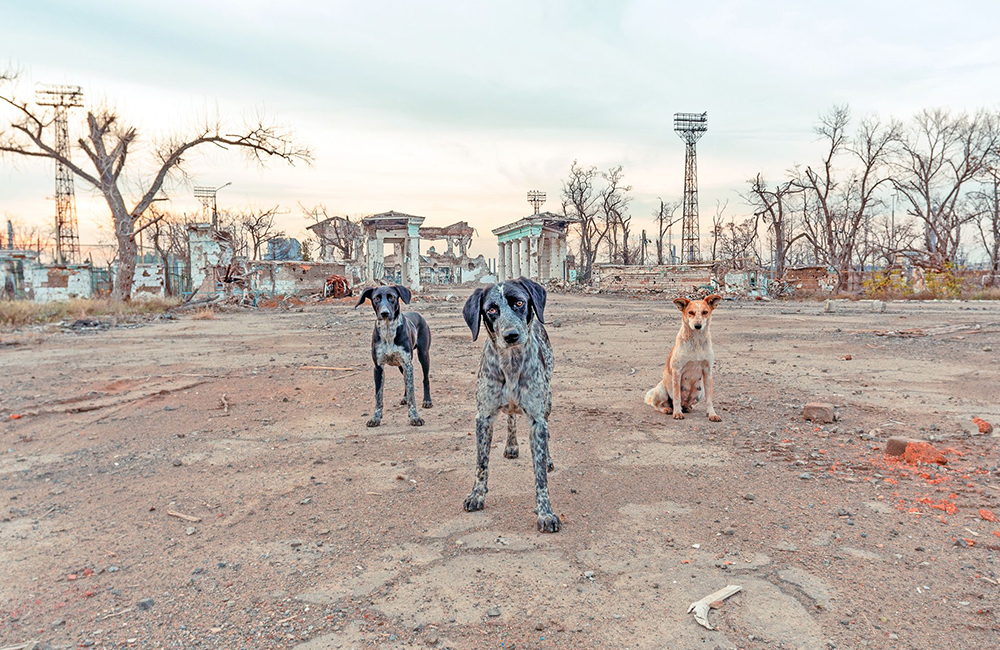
[462,277,560,533]
[355,285,432,427]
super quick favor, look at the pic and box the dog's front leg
[463,412,495,512]
[704,366,721,422]
[529,415,561,532]
[403,361,423,426]
[503,414,518,459]
[367,365,384,427]
[670,370,684,420]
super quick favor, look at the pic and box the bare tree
[301,203,361,261]
[231,206,284,260]
[561,161,604,282]
[891,108,1000,271]
[742,173,802,277]
[1,215,50,254]
[791,105,900,290]
[973,166,1000,284]
[0,71,311,300]
[710,199,729,262]
[146,208,199,296]
[599,166,633,264]
[652,199,681,264]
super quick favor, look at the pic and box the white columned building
[492,212,579,282]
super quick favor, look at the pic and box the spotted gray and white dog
[461,277,560,533]
[355,285,432,427]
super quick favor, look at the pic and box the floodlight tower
[36,84,84,264]
[194,182,231,228]
[527,190,546,215]
[673,112,708,263]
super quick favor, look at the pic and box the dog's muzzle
[503,330,520,344]
[693,323,702,330]
[379,310,392,320]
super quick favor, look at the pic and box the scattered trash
[167,510,202,523]
[687,584,742,630]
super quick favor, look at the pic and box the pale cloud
[2,0,999,260]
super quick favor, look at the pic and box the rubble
[803,402,836,423]
[885,437,947,465]
[972,416,994,435]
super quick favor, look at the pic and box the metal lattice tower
[194,182,230,228]
[36,84,84,264]
[527,190,546,215]
[674,112,708,263]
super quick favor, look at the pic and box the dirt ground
[1,292,999,650]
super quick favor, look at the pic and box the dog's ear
[393,285,412,304]
[673,297,690,311]
[463,288,485,341]
[515,277,546,323]
[705,294,722,309]
[354,287,374,309]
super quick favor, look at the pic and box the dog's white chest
[376,342,406,367]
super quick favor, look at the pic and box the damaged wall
[593,264,715,294]
[783,266,838,294]
[132,262,166,298]
[248,261,347,297]
[26,264,93,302]
[188,223,235,297]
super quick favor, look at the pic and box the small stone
[972,417,994,435]
[136,598,155,611]
[172,459,183,467]
[803,403,836,424]
[583,571,595,580]
[186,527,196,536]
[300,497,312,505]
[425,633,440,646]
[552,318,563,328]
[52,619,66,627]
[743,493,756,501]
[486,608,501,618]
[534,622,545,631]
[107,566,120,573]
[983,346,993,352]
[800,472,814,480]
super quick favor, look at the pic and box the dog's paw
[503,446,519,459]
[672,412,685,420]
[536,512,562,533]
[681,405,691,413]
[708,414,722,422]
[399,397,408,406]
[463,493,485,512]
[656,406,672,415]
[409,416,425,427]
[366,417,381,427]
[422,400,433,409]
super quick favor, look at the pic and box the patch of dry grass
[189,307,217,320]
[0,297,180,328]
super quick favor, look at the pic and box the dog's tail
[645,381,667,407]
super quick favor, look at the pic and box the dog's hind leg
[503,414,518,459]
[367,365,384,427]
[417,345,432,409]
[464,412,495,512]
[403,362,424,426]
[528,414,561,533]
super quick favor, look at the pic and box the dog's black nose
[694,323,702,330]
[379,310,391,318]
[503,330,520,344]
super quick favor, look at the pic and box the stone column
[528,236,539,279]
[511,239,521,277]
[516,237,526,279]
[497,241,506,280]
[505,242,514,280]
[406,236,421,291]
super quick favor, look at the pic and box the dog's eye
[515,300,523,307]
[702,311,708,315]
[487,307,498,314]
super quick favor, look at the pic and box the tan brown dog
[645,294,723,421]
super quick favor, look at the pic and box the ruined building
[493,212,576,283]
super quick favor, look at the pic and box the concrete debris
[687,584,742,630]
[803,403,836,423]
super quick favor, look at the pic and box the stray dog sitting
[462,277,560,533]
[355,285,432,427]
[645,294,723,422]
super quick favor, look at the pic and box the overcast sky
[2,0,1000,260]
